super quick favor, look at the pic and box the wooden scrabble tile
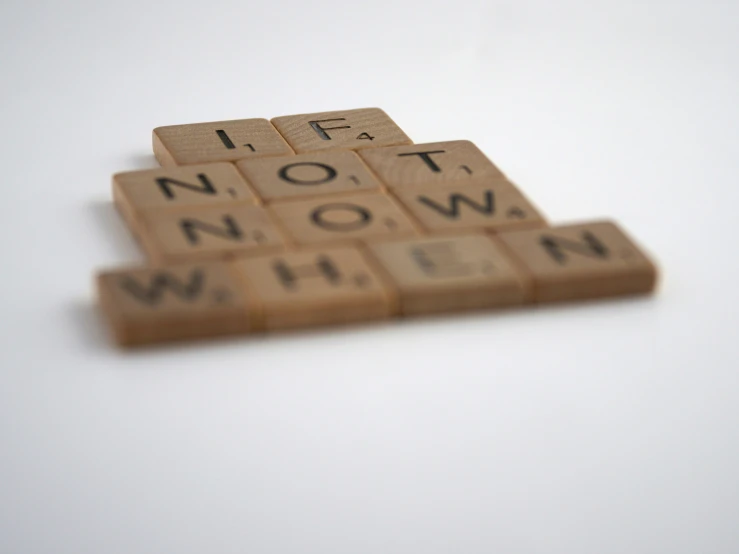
[97,261,253,346]
[139,203,285,264]
[269,192,419,246]
[393,181,546,234]
[233,247,394,330]
[359,140,506,189]
[236,150,381,203]
[365,234,531,315]
[496,220,658,303]
[153,119,293,166]
[271,108,412,153]
[113,163,257,233]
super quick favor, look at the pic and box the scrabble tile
[359,140,506,189]
[271,108,412,153]
[236,150,381,203]
[113,163,257,233]
[366,234,531,315]
[496,220,658,303]
[393,181,546,234]
[139,203,285,264]
[269,192,419,246]
[234,247,394,330]
[153,118,293,166]
[97,261,253,346]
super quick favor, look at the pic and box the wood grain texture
[271,108,412,153]
[269,192,419,246]
[138,203,285,264]
[236,150,381,203]
[495,220,658,303]
[97,261,253,347]
[359,140,507,189]
[365,234,531,315]
[96,109,661,346]
[393,181,546,234]
[153,119,293,166]
[113,163,257,235]
[233,247,395,330]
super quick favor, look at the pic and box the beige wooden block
[97,261,253,347]
[366,234,531,315]
[269,192,418,246]
[236,150,381,203]
[393,181,546,234]
[233,247,394,330]
[113,163,257,233]
[359,140,506,189]
[139,203,285,264]
[271,108,412,153]
[153,118,293,166]
[496,220,658,303]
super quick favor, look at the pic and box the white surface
[1,1,738,553]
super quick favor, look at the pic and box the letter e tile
[366,234,531,315]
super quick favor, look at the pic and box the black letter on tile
[155,174,217,200]
[273,256,342,289]
[310,203,372,231]
[119,269,204,305]
[216,130,236,149]
[309,119,351,140]
[278,162,338,185]
[540,232,609,265]
[179,215,243,245]
[410,242,473,278]
[417,190,495,219]
[398,150,446,173]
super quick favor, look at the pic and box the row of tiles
[98,222,658,347]
[119,183,546,265]
[117,140,510,212]
[153,108,415,165]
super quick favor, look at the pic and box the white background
[1,1,738,553]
